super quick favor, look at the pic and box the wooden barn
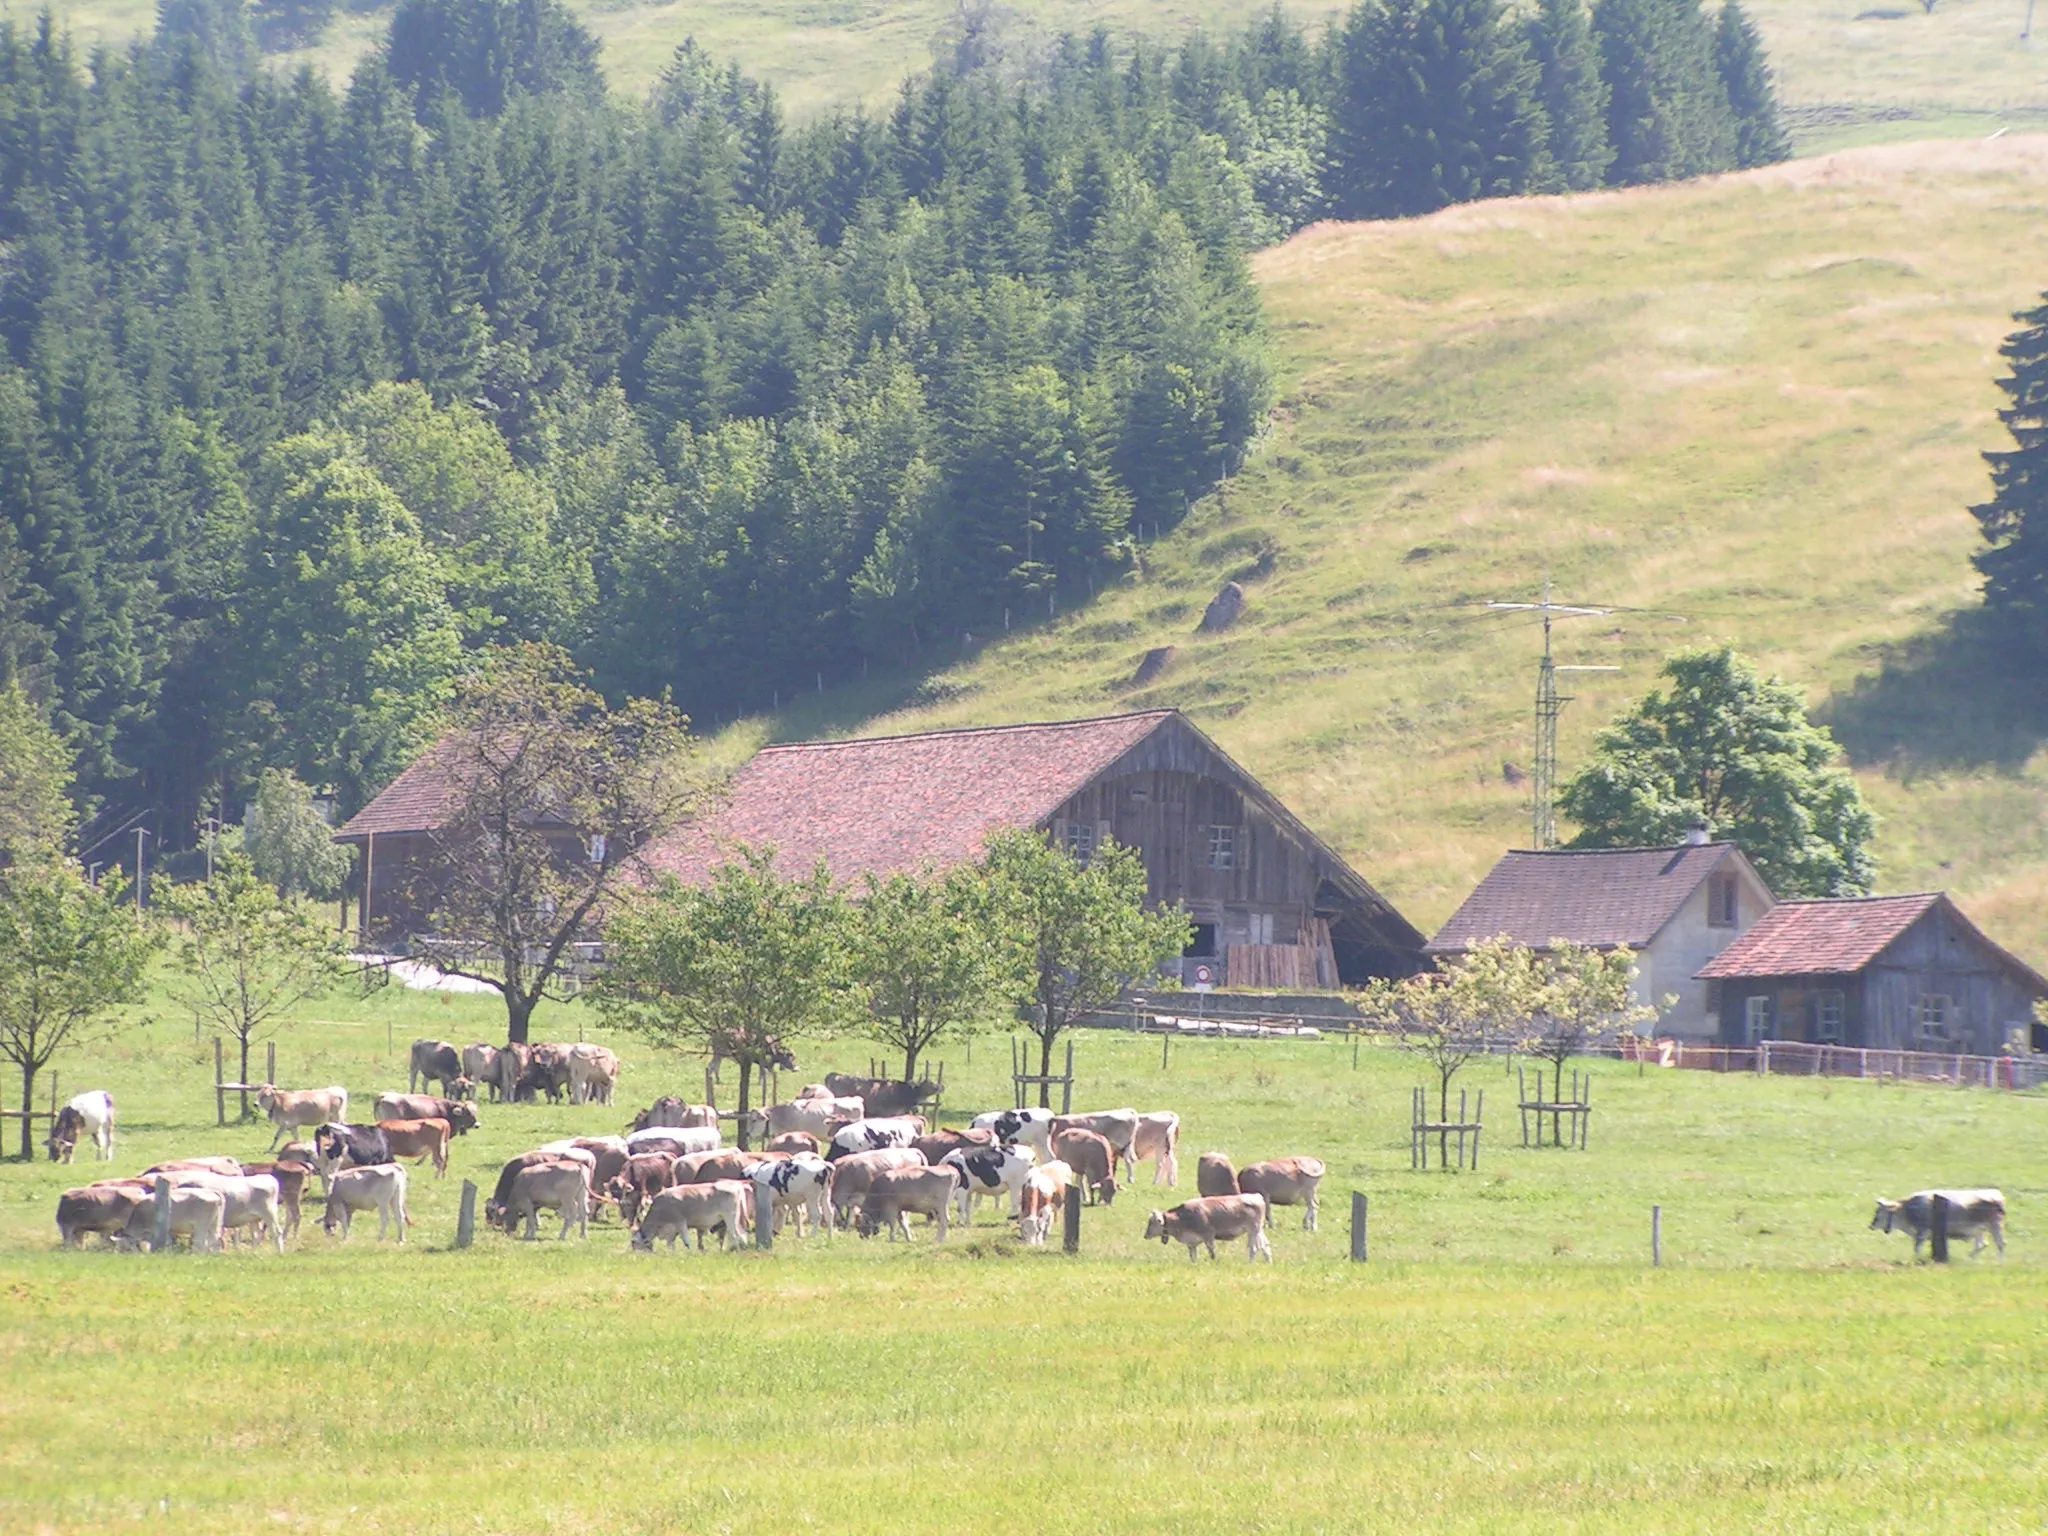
[1694,893,2048,1055]
[647,710,1426,987]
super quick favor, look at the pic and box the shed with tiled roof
[1694,893,2048,1054]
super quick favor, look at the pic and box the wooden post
[1350,1192,1368,1262]
[214,1037,226,1127]
[1930,1194,1951,1263]
[455,1181,477,1249]
[1652,1204,1662,1267]
[1162,1029,1170,1071]
[1062,1040,1074,1114]
[758,1198,773,1251]
[1352,1032,1360,1070]
[1062,1184,1082,1254]
[1472,1089,1483,1172]
[153,1177,173,1253]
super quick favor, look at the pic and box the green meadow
[2,978,2045,1531]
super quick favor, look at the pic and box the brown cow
[633,1182,748,1251]
[55,1183,155,1246]
[377,1118,453,1178]
[1196,1152,1239,1198]
[1144,1194,1272,1261]
[255,1085,347,1150]
[373,1093,478,1133]
[606,1153,679,1226]
[1051,1126,1119,1206]
[242,1160,312,1238]
[1236,1157,1326,1231]
[827,1148,926,1229]
[673,1149,768,1186]
[486,1152,584,1228]
[913,1127,996,1164]
[496,1162,589,1240]
[857,1164,962,1242]
[765,1130,821,1157]
[140,1157,245,1180]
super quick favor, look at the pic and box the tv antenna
[1484,581,1622,849]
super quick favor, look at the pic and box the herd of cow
[38,1040,2013,1264]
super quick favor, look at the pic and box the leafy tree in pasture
[1973,293,2048,651]
[0,860,156,1158]
[419,644,712,1045]
[846,865,1004,1079]
[981,828,1193,1104]
[1593,0,1736,184]
[0,683,72,868]
[1559,646,1877,897]
[157,854,351,1118]
[241,768,354,900]
[1517,939,1660,1099]
[1526,0,1614,189]
[1713,1,1788,168]
[1360,935,1525,1118]
[598,847,849,1148]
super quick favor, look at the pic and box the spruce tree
[1714,0,1789,168]
[1526,0,1614,190]
[1974,294,2048,652]
[1593,0,1736,184]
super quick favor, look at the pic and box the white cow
[625,1125,720,1155]
[750,1153,833,1242]
[164,1171,287,1254]
[1871,1189,2007,1259]
[828,1116,926,1161]
[566,1044,621,1106]
[45,1090,116,1162]
[323,1164,410,1243]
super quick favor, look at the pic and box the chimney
[1686,821,1711,846]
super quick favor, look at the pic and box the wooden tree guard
[215,1039,277,1127]
[1518,1066,1591,1150]
[0,1070,59,1156]
[1013,1037,1075,1113]
[1412,1085,1483,1171]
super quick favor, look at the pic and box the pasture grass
[2,980,2047,1529]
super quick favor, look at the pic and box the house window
[587,833,608,865]
[1064,821,1096,865]
[1184,923,1218,958]
[1707,875,1738,928]
[1914,994,1956,1048]
[1743,995,1771,1044]
[1812,990,1845,1044]
[1206,825,1237,870]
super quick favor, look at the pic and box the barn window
[1914,994,1955,1047]
[1064,820,1096,864]
[1184,923,1218,958]
[1206,825,1237,869]
[1707,875,1738,928]
[1128,785,1149,803]
[1743,995,1771,1043]
[1812,990,1845,1044]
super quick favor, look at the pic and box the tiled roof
[336,738,466,839]
[1426,843,1743,953]
[643,712,1177,884]
[1694,894,1942,978]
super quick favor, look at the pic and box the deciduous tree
[241,768,354,900]
[846,864,1003,1079]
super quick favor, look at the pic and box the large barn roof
[1695,894,2048,990]
[1425,842,1751,954]
[335,738,466,839]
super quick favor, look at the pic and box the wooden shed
[1694,893,2048,1055]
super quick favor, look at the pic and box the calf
[376,1118,453,1178]
[256,1085,348,1150]
[941,1144,1038,1225]
[766,1130,821,1157]
[1017,1160,1073,1246]
[1236,1157,1326,1231]
[567,1044,620,1106]
[313,1123,393,1182]
[606,1153,679,1227]
[408,1038,463,1096]
[629,1096,718,1132]
[1870,1189,2007,1259]
[751,1153,833,1241]
[324,1164,410,1243]
[857,1164,961,1243]
[242,1160,312,1239]
[462,1044,503,1101]
[498,1161,590,1241]
[1144,1194,1273,1262]
[826,1148,927,1229]
[1050,1127,1119,1206]
[823,1073,935,1119]
[55,1183,155,1247]
[1051,1109,1140,1181]
[827,1116,927,1162]
[1196,1153,1239,1198]
[1131,1111,1180,1186]
[120,1185,227,1253]
[45,1090,116,1162]
[634,1182,748,1252]
[162,1171,286,1254]
[373,1093,478,1133]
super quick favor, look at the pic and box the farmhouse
[1694,893,2048,1055]
[338,710,1426,986]
[1424,835,1776,1039]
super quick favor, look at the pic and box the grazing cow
[1144,1194,1273,1262]
[1051,1109,1140,1181]
[1050,1127,1119,1206]
[120,1185,228,1253]
[486,1152,582,1227]
[751,1153,833,1241]
[324,1164,410,1243]
[972,1107,1054,1157]
[408,1039,463,1096]
[827,1116,927,1162]
[625,1125,720,1157]
[56,1183,155,1246]
[628,1096,718,1132]
[373,1093,478,1134]
[45,1090,116,1162]
[312,1123,393,1181]
[826,1148,927,1228]
[941,1144,1038,1225]
[741,1096,864,1144]
[822,1074,937,1119]
[162,1171,287,1254]
[633,1182,747,1252]
[515,1044,573,1104]
[1017,1160,1073,1246]
[497,1161,590,1240]
[566,1044,621,1106]
[376,1118,453,1178]
[1131,1112,1180,1186]
[1196,1153,1239,1198]
[493,1044,529,1104]
[1236,1157,1325,1231]
[462,1044,504,1100]
[1870,1189,2008,1259]
[914,1127,997,1164]
[766,1130,821,1157]
[551,1137,630,1192]
[606,1153,680,1226]
[858,1165,961,1242]
[242,1160,312,1238]
[256,1085,348,1150]
[139,1157,244,1180]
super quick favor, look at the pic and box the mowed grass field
[3,977,2047,1531]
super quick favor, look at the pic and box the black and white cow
[971,1107,1054,1157]
[312,1122,394,1183]
[940,1144,1038,1225]
[1870,1188,2007,1258]
[826,1116,926,1162]
[749,1153,833,1241]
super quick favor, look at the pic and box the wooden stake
[1931,1194,1951,1263]
[1351,1192,1368,1263]
[1652,1204,1662,1267]
[456,1181,477,1250]
[1062,1184,1082,1254]
[153,1177,172,1253]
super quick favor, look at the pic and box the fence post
[1162,1030,1170,1072]
[214,1038,225,1128]
[1062,1184,1082,1254]
[1350,1192,1367,1262]
[1652,1204,1662,1267]
[758,1199,773,1251]
[1062,1040,1074,1115]
[153,1177,173,1253]
[1930,1195,1950,1263]
[455,1180,477,1249]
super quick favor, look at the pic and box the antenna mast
[1486,581,1617,850]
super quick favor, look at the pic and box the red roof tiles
[335,738,466,839]
[1694,894,1943,978]
[1426,843,1746,953]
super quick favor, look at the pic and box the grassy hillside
[38,0,2048,134]
[798,137,2048,961]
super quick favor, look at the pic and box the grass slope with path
[1,981,2045,1529]
[806,137,2048,961]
